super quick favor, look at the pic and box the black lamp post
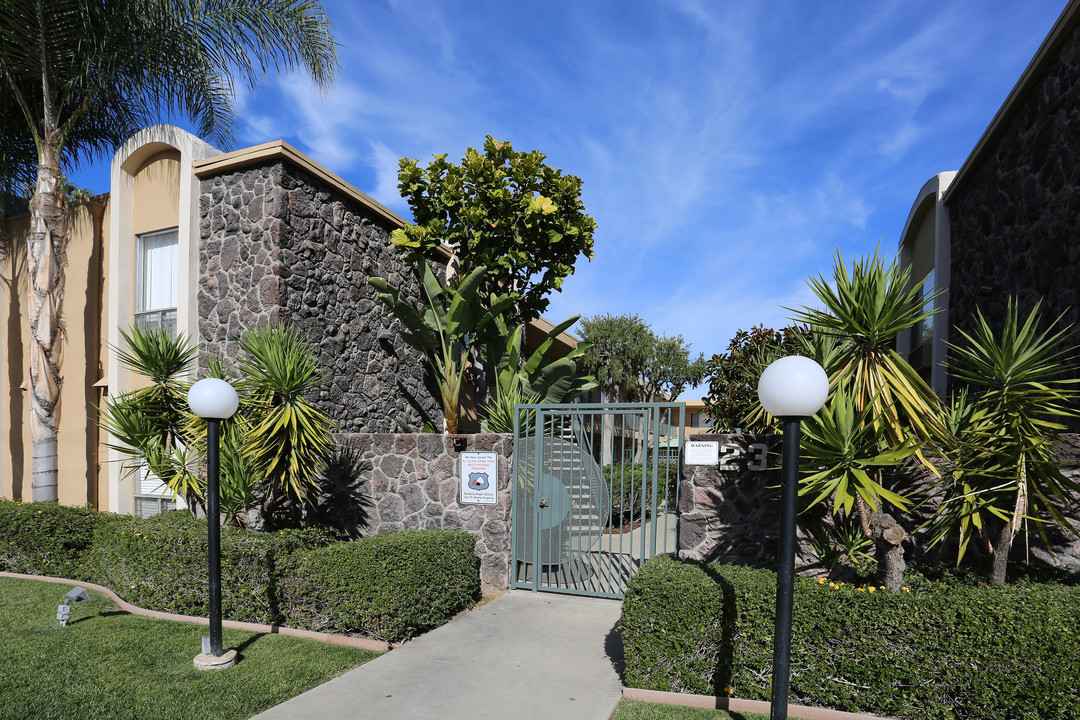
[757,356,829,720]
[187,377,239,670]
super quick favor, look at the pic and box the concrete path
[250,591,625,720]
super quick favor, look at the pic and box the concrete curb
[1,571,389,652]
[622,688,892,720]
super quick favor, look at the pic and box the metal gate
[511,403,685,598]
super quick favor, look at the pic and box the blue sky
[71,0,1067,398]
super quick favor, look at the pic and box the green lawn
[612,698,768,720]
[0,578,379,720]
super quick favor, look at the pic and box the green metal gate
[511,403,685,598]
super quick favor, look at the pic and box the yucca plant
[800,384,919,519]
[789,250,948,587]
[99,327,204,504]
[235,323,336,507]
[480,381,540,434]
[790,250,947,451]
[930,300,1080,583]
[807,516,875,571]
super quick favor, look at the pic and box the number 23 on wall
[718,442,769,471]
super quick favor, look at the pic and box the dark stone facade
[197,161,440,432]
[947,17,1080,351]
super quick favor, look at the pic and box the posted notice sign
[684,440,720,466]
[460,451,499,505]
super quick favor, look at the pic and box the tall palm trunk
[27,139,66,502]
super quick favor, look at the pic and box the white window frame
[134,227,179,335]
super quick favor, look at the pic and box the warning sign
[460,451,499,505]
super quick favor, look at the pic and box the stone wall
[677,434,818,570]
[197,160,441,432]
[329,433,514,593]
[947,17,1080,358]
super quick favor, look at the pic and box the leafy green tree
[1,0,338,502]
[578,314,654,404]
[702,325,806,432]
[639,334,707,402]
[927,301,1080,584]
[391,136,597,328]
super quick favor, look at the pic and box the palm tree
[0,0,337,501]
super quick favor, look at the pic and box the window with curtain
[134,228,178,336]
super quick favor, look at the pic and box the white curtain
[138,229,178,312]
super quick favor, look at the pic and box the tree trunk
[990,467,1028,585]
[601,384,618,466]
[990,519,1012,585]
[28,140,67,503]
[869,513,907,590]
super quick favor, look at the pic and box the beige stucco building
[3,125,588,515]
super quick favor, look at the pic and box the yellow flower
[868,587,876,593]
[977,600,983,604]
[818,578,826,584]
[129,585,135,589]
[857,587,865,592]
[724,686,734,695]
[902,587,910,592]
[879,585,886,590]
[37,510,42,514]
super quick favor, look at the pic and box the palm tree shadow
[302,444,374,537]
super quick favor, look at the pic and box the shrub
[0,501,98,577]
[281,530,480,643]
[603,461,679,524]
[78,512,339,625]
[620,555,1080,720]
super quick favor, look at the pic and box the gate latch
[539,498,549,508]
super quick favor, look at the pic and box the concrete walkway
[250,591,625,720]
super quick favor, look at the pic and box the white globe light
[187,378,239,420]
[757,356,829,419]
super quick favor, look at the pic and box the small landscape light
[57,586,90,626]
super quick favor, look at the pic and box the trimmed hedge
[621,554,1080,720]
[0,501,97,577]
[1,502,480,643]
[281,530,481,643]
[79,512,340,625]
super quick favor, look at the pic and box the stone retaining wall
[334,433,514,593]
[677,434,817,570]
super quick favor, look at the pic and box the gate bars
[511,403,686,598]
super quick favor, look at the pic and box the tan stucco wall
[132,150,181,235]
[1,198,109,505]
